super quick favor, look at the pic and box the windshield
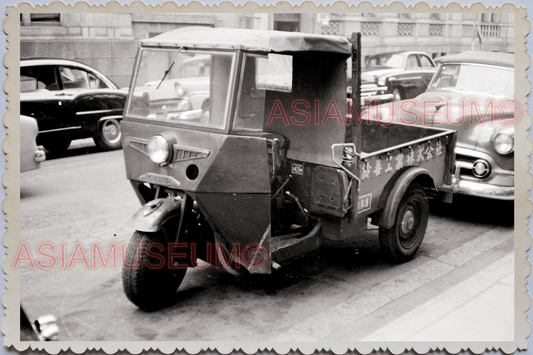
[428,63,514,97]
[365,53,404,70]
[126,49,235,130]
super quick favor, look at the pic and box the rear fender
[127,198,182,233]
[378,166,435,230]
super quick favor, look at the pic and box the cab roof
[435,51,514,68]
[140,27,352,55]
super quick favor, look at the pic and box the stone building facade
[20,13,514,87]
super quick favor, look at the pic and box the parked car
[20,58,127,152]
[20,115,45,172]
[143,54,211,122]
[370,51,514,200]
[20,307,59,341]
[357,51,437,104]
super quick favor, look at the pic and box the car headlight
[147,133,177,165]
[377,76,386,86]
[175,83,185,98]
[177,99,191,111]
[493,132,514,154]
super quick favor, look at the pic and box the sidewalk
[361,252,514,341]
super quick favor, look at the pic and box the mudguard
[127,198,182,232]
[379,166,435,230]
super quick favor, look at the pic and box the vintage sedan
[143,54,211,122]
[21,58,127,152]
[359,51,437,104]
[20,115,45,172]
[371,51,514,200]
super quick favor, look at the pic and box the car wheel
[41,139,71,153]
[122,230,187,311]
[95,119,122,151]
[392,88,403,102]
[378,184,428,263]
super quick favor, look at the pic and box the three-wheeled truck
[121,27,456,311]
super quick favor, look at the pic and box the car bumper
[361,93,394,106]
[450,148,514,200]
[450,175,514,200]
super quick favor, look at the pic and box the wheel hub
[103,122,121,143]
[400,209,415,237]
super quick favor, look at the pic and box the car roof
[366,51,430,58]
[434,51,514,68]
[21,57,94,67]
[21,57,119,88]
[140,27,352,55]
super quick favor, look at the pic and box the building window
[398,13,412,19]
[398,23,414,36]
[362,22,381,36]
[321,21,341,36]
[429,24,444,36]
[430,13,444,21]
[21,13,61,26]
[480,13,501,37]
[480,24,501,38]
[274,13,300,32]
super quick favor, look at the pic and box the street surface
[18,140,514,342]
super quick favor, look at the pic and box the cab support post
[349,32,363,222]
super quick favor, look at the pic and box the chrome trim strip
[40,126,81,133]
[76,109,115,116]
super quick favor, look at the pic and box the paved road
[16,142,514,343]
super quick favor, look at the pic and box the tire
[379,184,428,263]
[122,231,187,311]
[95,119,122,151]
[41,138,71,153]
[392,88,403,102]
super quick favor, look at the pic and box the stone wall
[20,12,515,87]
[21,13,137,87]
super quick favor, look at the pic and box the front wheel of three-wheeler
[122,231,187,311]
[379,184,428,263]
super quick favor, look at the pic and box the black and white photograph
[2,3,531,354]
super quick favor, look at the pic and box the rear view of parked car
[20,115,45,172]
[359,51,437,105]
[20,58,127,152]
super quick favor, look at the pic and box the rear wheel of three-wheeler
[379,184,428,263]
[122,231,187,311]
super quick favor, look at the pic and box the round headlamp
[175,83,185,98]
[493,133,514,154]
[377,76,386,86]
[177,99,191,111]
[148,135,172,164]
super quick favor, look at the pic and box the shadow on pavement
[429,194,514,227]
[43,145,108,160]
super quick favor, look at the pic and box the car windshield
[126,49,235,130]
[365,53,404,70]
[428,63,514,97]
